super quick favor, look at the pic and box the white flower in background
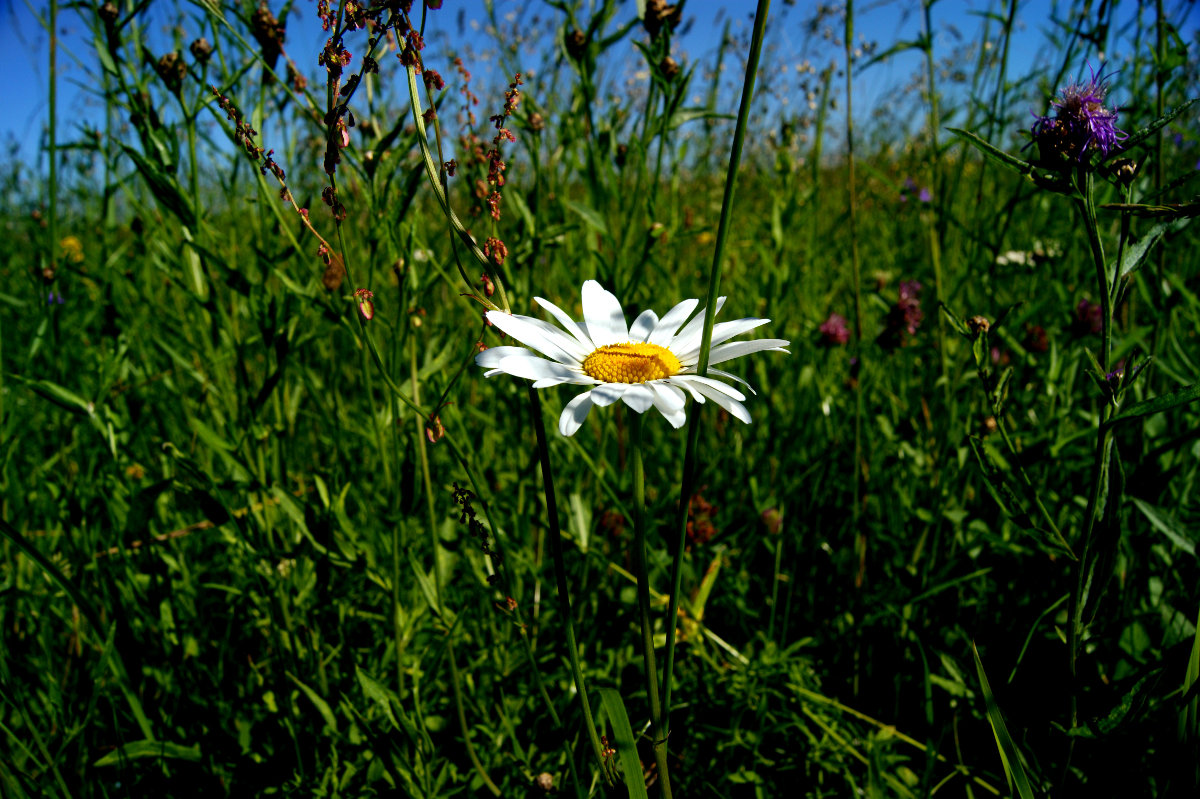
[477,280,789,436]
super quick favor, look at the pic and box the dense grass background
[2,0,1199,796]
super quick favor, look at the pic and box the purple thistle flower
[1031,67,1126,163]
[819,313,850,346]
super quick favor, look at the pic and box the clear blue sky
[1,0,1197,169]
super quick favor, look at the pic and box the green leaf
[119,143,196,228]
[287,672,338,733]
[1118,218,1190,279]
[947,127,1033,176]
[93,740,201,767]
[356,667,401,731]
[563,199,608,234]
[973,643,1036,799]
[1132,498,1196,556]
[1120,98,1199,152]
[1106,381,1200,428]
[11,374,93,416]
[598,688,649,799]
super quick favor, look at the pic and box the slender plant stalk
[921,0,951,412]
[410,334,500,796]
[527,387,614,784]
[660,0,770,760]
[845,0,866,598]
[628,412,672,798]
[47,0,58,311]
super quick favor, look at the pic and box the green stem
[411,335,499,795]
[527,387,613,784]
[1067,168,1117,735]
[47,0,58,299]
[922,0,951,413]
[630,413,671,798]
[660,0,771,738]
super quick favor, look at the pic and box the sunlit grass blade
[972,642,1036,799]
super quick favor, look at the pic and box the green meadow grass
[2,0,1199,795]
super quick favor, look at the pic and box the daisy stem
[660,0,770,754]
[527,387,614,785]
[630,411,672,799]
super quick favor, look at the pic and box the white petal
[708,339,790,366]
[476,345,533,369]
[689,380,752,424]
[589,383,628,407]
[533,376,588,388]
[629,309,659,342]
[673,316,769,362]
[496,354,583,382]
[708,367,756,395]
[582,280,629,346]
[668,296,727,352]
[620,384,655,412]
[675,374,746,401]
[486,311,589,364]
[656,406,687,428]
[647,298,700,346]
[535,295,595,350]
[666,377,707,403]
[649,381,687,412]
[559,391,595,436]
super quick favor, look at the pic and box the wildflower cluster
[818,313,850,347]
[1031,68,1126,164]
[451,483,502,586]
[878,280,924,350]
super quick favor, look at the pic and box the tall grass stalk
[659,0,771,744]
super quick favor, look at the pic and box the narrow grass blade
[972,642,1036,799]
[93,740,201,767]
[598,688,649,799]
[1182,604,1200,742]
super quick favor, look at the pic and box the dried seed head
[660,55,680,82]
[966,315,990,335]
[251,2,286,69]
[154,51,187,96]
[643,0,683,38]
[565,28,587,61]
[190,37,213,66]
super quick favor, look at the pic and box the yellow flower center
[582,342,681,384]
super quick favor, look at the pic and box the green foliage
[2,0,1200,796]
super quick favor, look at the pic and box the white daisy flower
[476,280,790,436]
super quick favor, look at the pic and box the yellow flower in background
[59,235,84,264]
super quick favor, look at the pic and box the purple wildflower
[819,313,850,346]
[900,177,931,204]
[47,290,65,305]
[1031,67,1126,163]
[878,280,924,350]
